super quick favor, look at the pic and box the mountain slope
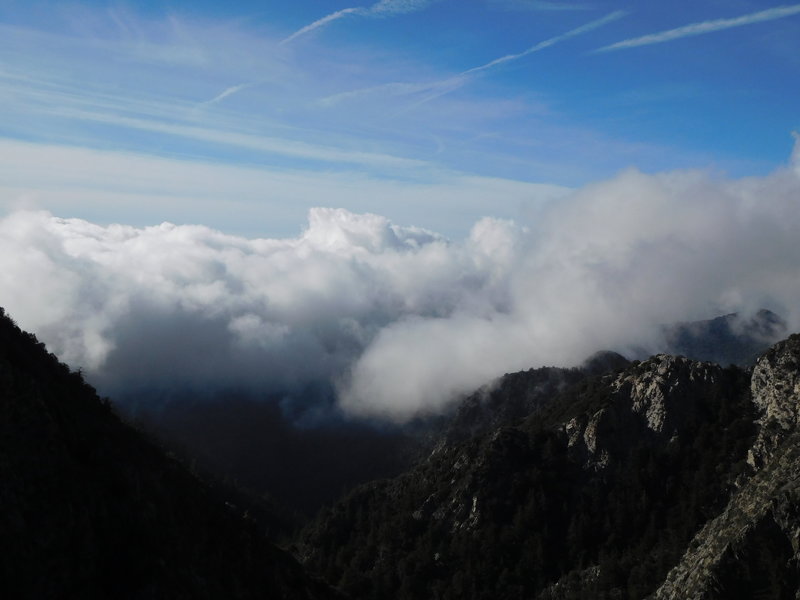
[297,352,757,599]
[0,308,340,600]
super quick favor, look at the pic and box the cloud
[0,208,454,403]
[282,0,437,44]
[597,4,800,52]
[2,140,800,422]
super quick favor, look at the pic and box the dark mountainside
[0,308,340,600]
[132,395,416,520]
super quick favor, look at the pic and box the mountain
[661,308,787,366]
[0,308,340,599]
[296,335,800,599]
[5,299,800,599]
[436,351,629,447]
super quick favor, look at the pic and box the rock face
[562,355,728,470]
[652,334,800,599]
[0,309,340,600]
[748,334,800,469]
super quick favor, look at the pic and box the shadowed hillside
[0,307,341,600]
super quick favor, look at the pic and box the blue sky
[1,0,799,238]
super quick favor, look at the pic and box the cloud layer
[3,143,800,421]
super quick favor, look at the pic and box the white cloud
[340,148,800,419]
[2,141,800,422]
[598,4,800,52]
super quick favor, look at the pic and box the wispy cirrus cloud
[321,10,626,107]
[282,0,437,44]
[598,3,800,52]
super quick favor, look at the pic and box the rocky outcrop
[614,355,721,434]
[562,355,735,470]
[748,334,800,469]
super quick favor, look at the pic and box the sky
[1,1,800,420]
[1,0,799,237]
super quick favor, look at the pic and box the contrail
[597,3,800,52]
[281,0,436,44]
[462,9,627,76]
[320,10,627,108]
[203,83,253,107]
[402,10,627,109]
[282,7,363,45]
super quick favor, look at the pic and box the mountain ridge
[297,334,800,598]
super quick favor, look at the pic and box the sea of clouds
[2,145,800,421]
